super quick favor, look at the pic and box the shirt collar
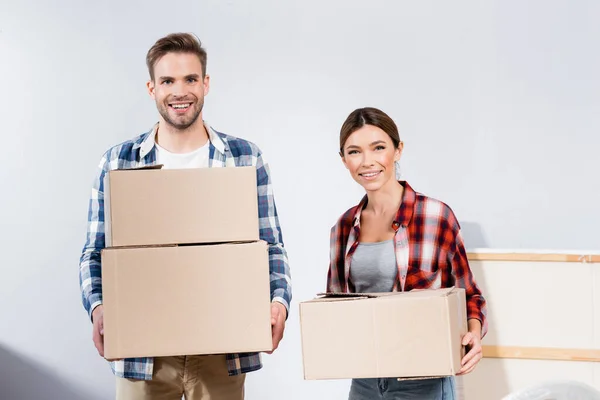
[137,120,226,159]
[352,181,417,230]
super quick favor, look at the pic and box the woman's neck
[365,180,404,216]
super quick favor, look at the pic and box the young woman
[327,107,488,400]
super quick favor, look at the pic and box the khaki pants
[116,355,245,400]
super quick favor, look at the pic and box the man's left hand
[267,302,287,354]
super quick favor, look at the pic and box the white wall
[463,255,600,399]
[0,0,598,399]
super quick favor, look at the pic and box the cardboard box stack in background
[100,166,273,360]
[299,287,467,380]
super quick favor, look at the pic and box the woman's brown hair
[339,107,401,156]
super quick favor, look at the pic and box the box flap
[303,292,398,304]
[318,288,456,298]
[305,288,457,304]
[397,287,457,298]
[316,292,380,298]
[316,292,399,298]
[302,293,371,304]
[111,164,164,171]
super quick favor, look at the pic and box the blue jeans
[348,377,456,400]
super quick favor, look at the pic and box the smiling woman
[328,107,488,400]
[339,108,403,195]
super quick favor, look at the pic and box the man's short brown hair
[146,33,207,81]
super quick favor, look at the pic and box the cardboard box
[104,166,259,247]
[101,241,272,360]
[299,287,467,380]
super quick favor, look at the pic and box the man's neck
[155,119,209,154]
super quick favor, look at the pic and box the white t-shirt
[155,141,210,169]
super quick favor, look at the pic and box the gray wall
[1,0,598,399]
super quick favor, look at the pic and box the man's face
[147,52,210,131]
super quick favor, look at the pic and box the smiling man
[78,33,292,400]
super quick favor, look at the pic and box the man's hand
[458,319,483,375]
[92,305,105,357]
[266,302,287,354]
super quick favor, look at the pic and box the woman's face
[341,124,402,192]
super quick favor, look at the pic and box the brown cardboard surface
[101,241,272,359]
[104,166,259,247]
[300,287,467,380]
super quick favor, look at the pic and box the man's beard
[158,98,203,130]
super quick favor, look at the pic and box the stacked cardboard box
[299,287,468,380]
[101,166,272,360]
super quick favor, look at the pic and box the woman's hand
[457,319,483,375]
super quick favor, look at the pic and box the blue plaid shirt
[79,122,292,380]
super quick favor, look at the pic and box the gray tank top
[350,239,397,293]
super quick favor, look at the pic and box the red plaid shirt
[327,181,488,336]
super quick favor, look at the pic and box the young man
[78,33,292,400]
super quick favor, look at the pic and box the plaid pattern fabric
[327,181,487,336]
[79,122,292,380]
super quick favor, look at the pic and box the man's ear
[146,80,155,99]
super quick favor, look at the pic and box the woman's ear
[340,151,349,170]
[394,141,404,162]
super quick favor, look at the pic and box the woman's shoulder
[330,204,361,233]
[413,191,460,230]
